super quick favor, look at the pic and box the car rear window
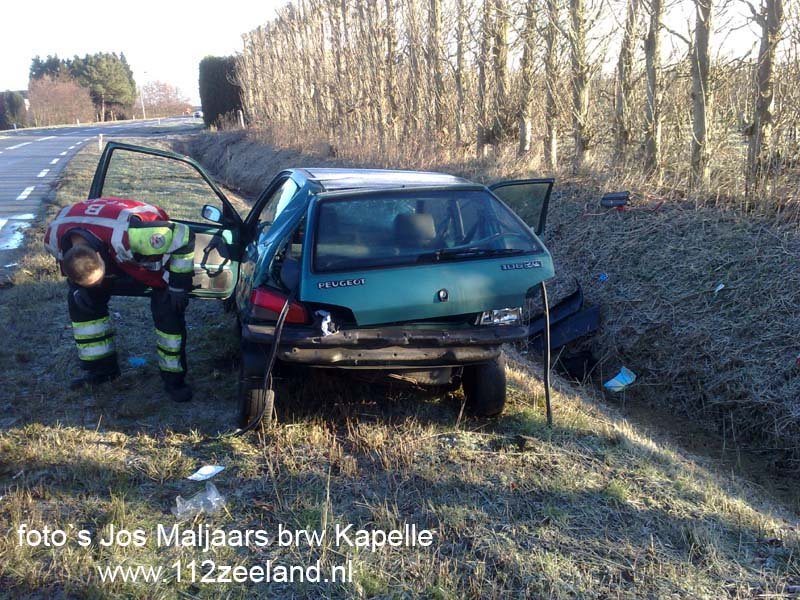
[313,190,541,273]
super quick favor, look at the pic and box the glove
[72,287,95,313]
[167,287,189,314]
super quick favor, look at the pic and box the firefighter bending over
[44,198,196,402]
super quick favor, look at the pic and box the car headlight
[477,307,522,326]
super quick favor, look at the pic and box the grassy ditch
[0,137,798,598]
[182,129,800,494]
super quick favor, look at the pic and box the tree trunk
[569,0,589,172]
[454,0,467,148]
[747,0,784,192]
[384,0,398,142]
[492,0,510,143]
[691,0,713,188]
[615,0,640,160]
[544,0,559,170]
[518,0,537,156]
[428,0,444,137]
[644,0,663,175]
[476,0,493,157]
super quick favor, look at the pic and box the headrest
[394,213,436,244]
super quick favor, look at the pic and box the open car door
[88,141,243,299]
[488,178,554,236]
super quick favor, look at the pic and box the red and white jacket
[44,198,185,288]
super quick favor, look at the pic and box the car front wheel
[461,353,507,416]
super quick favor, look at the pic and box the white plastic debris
[315,310,336,336]
[713,283,725,295]
[187,465,225,481]
[171,482,226,519]
[604,367,637,392]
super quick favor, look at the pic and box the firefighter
[44,198,196,402]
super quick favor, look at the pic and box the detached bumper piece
[528,284,600,352]
[242,323,528,367]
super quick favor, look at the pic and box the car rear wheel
[238,342,275,429]
[462,354,507,416]
[239,371,275,430]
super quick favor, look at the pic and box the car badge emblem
[150,233,166,250]
[438,289,449,302]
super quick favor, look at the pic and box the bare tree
[454,0,468,147]
[544,0,560,169]
[141,81,189,118]
[746,0,785,189]
[28,75,95,126]
[518,0,537,156]
[569,0,590,172]
[493,0,511,141]
[428,0,445,137]
[691,0,713,187]
[615,0,641,159]
[644,0,663,175]
[477,0,494,157]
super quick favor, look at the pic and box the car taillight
[250,288,309,324]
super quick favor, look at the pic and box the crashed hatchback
[89,143,555,427]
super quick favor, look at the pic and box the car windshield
[313,190,541,273]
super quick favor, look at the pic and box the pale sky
[0,0,280,104]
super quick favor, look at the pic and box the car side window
[261,178,299,225]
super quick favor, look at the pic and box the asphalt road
[0,117,201,255]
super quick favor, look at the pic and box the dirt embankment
[181,130,800,483]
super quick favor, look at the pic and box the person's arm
[164,223,195,292]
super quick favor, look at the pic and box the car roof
[299,168,475,192]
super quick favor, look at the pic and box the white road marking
[16,186,35,200]
[59,151,68,156]
[0,216,33,250]
[6,142,32,150]
[37,169,49,178]
[50,158,60,165]
[37,136,56,141]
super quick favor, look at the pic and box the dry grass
[0,133,799,598]
[185,128,800,485]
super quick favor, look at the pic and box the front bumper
[242,323,528,368]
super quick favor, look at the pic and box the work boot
[165,382,193,403]
[69,367,121,390]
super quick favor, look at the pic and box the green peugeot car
[89,143,555,427]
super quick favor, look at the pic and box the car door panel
[488,178,554,236]
[88,141,243,298]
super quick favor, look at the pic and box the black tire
[461,354,507,416]
[239,372,275,429]
[238,342,275,429]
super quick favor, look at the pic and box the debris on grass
[604,367,637,392]
[187,464,225,481]
[171,482,226,519]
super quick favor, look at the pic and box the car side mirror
[202,205,222,223]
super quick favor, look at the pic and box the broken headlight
[477,307,522,326]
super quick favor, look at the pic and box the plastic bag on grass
[171,482,226,519]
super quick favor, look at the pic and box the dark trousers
[68,282,187,387]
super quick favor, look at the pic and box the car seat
[394,213,436,249]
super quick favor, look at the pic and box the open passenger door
[88,141,243,299]
[488,178,554,236]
